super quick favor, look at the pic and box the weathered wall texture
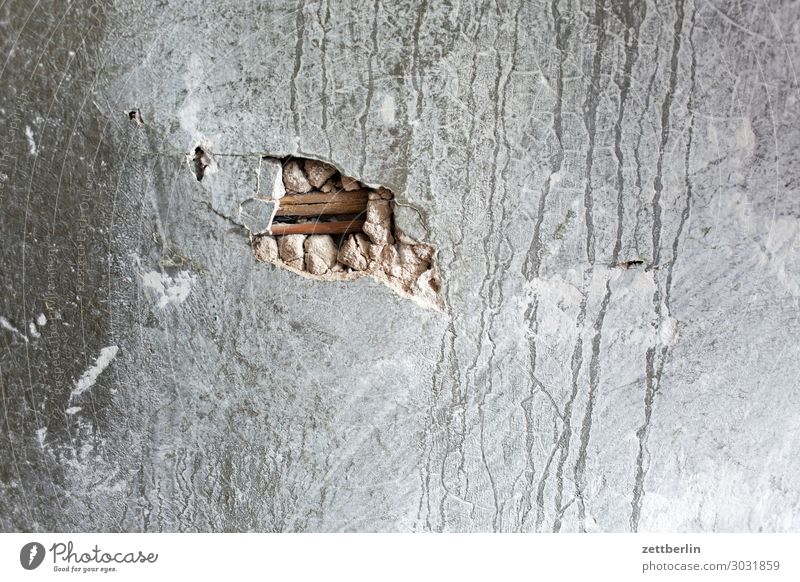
[1,0,799,532]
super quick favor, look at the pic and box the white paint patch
[28,321,41,339]
[659,315,679,347]
[70,345,119,399]
[142,270,196,308]
[379,94,396,125]
[25,125,37,155]
[65,406,82,415]
[736,117,756,157]
[37,313,47,326]
[0,316,28,342]
[525,274,585,339]
[179,53,206,141]
[36,427,47,447]
[731,190,800,298]
[438,60,459,99]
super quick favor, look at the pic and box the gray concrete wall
[1,0,799,532]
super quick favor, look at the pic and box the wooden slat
[280,189,370,205]
[274,199,367,217]
[269,220,365,236]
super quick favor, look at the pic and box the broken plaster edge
[245,152,444,311]
[253,249,445,313]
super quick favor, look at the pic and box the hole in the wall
[618,259,645,269]
[127,109,143,125]
[192,146,211,181]
[250,155,443,310]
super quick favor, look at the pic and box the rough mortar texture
[283,160,313,193]
[304,159,337,189]
[364,199,394,245]
[278,234,307,270]
[304,235,338,275]
[0,0,799,533]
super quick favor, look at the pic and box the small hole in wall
[127,109,143,125]
[251,155,443,310]
[192,146,210,181]
[618,259,645,269]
